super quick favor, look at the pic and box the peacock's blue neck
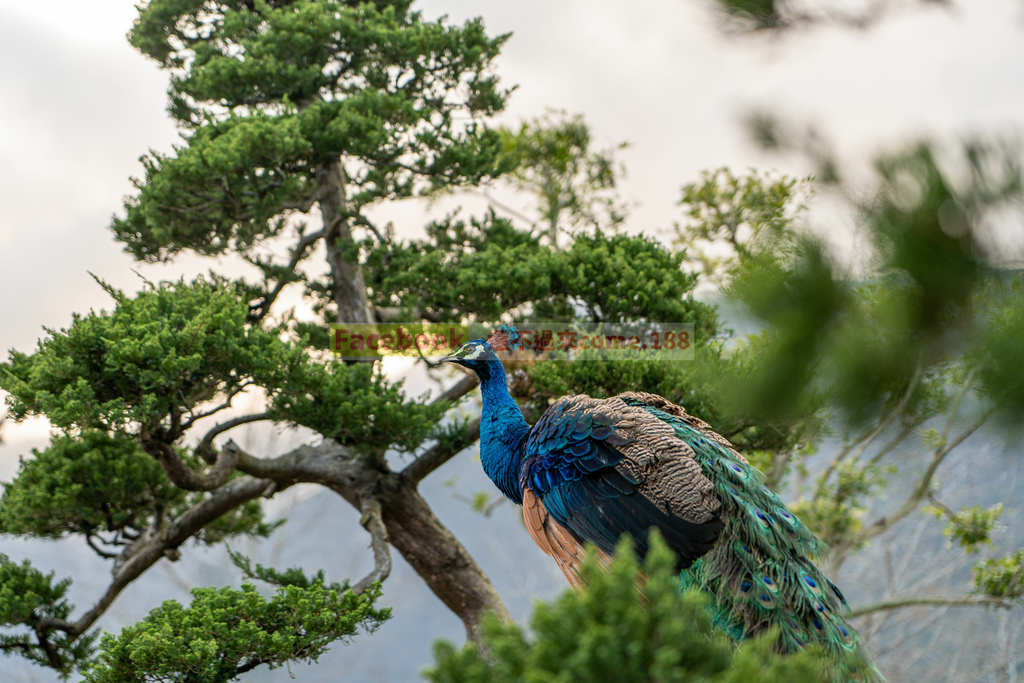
[476,359,530,505]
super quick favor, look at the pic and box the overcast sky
[2,0,1024,462]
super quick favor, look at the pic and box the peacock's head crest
[439,325,520,374]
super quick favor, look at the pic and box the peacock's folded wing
[521,394,724,570]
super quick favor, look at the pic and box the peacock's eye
[462,343,485,360]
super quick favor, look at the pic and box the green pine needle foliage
[227,548,347,591]
[0,277,443,454]
[0,554,97,676]
[365,211,717,336]
[0,431,180,539]
[85,582,389,683]
[0,278,300,434]
[118,0,511,262]
[425,534,825,683]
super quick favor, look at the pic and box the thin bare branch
[849,594,1016,619]
[866,422,920,466]
[351,498,392,595]
[844,406,995,553]
[84,534,120,560]
[196,412,271,463]
[181,381,256,431]
[815,362,922,498]
[941,368,977,444]
[432,374,479,406]
[470,189,536,225]
[352,212,387,242]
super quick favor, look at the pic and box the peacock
[440,329,881,681]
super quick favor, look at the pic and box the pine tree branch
[147,440,240,492]
[226,438,356,482]
[351,498,391,595]
[196,412,271,463]
[250,228,325,321]
[36,476,284,650]
[225,438,509,643]
[402,416,481,486]
[84,534,121,560]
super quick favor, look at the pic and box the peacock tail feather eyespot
[751,507,775,530]
[775,508,799,527]
[726,461,745,476]
[800,572,823,595]
[759,573,780,592]
[826,614,857,648]
[732,540,754,558]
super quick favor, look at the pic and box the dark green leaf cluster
[85,582,389,683]
[560,232,715,329]
[365,212,557,322]
[117,0,511,261]
[0,277,438,452]
[973,549,1024,599]
[366,211,717,333]
[425,534,824,683]
[0,555,96,675]
[266,356,444,452]
[0,278,297,436]
[712,0,784,30]
[0,431,179,540]
[722,141,1024,426]
[972,275,1024,422]
[0,431,277,549]
[113,113,313,260]
[727,237,849,422]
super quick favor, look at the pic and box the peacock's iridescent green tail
[628,399,881,681]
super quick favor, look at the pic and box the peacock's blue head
[439,339,499,376]
[440,326,520,382]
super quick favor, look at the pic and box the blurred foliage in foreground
[668,137,1024,626]
[426,534,826,683]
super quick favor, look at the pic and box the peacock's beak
[438,353,470,372]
